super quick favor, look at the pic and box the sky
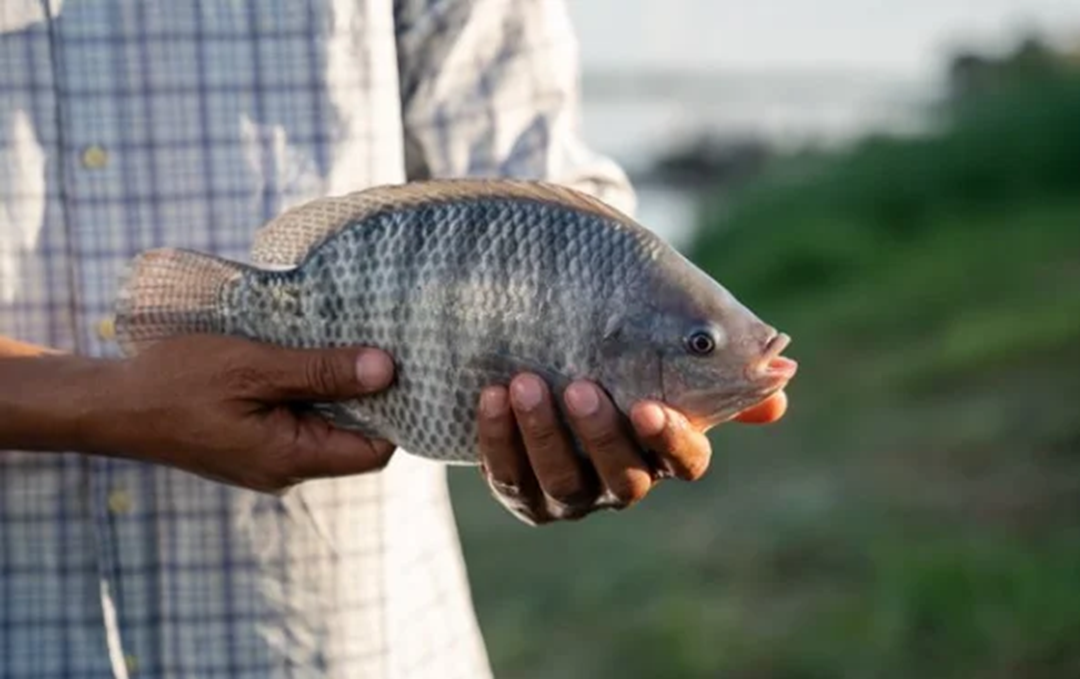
[569,0,1080,81]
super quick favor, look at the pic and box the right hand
[91,335,397,493]
[476,375,788,526]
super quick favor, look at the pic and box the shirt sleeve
[393,0,637,217]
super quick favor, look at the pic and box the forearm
[0,345,118,453]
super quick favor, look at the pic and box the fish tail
[114,247,247,356]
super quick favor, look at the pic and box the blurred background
[447,2,1080,678]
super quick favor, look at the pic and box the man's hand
[100,335,398,492]
[476,375,788,525]
[79,335,396,492]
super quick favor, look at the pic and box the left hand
[475,374,788,525]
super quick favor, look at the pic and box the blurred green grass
[448,75,1080,678]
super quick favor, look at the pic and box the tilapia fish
[114,179,797,464]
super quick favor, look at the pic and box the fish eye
[685,329,717,356]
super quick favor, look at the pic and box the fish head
[600,253,797,431]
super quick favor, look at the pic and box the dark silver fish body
[116,180,794,464]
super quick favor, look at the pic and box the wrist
[0,354,127,454]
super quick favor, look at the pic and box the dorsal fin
[249,178,642,267]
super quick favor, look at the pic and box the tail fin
[114,248,246,356]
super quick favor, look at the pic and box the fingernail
[634,403,666,437]
[510,375,543,412]
[564,382,599,417]
[480,387,508,418]
[356,350,394,390]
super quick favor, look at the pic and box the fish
[113,179,797,464]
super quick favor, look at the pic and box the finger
[285,412,396,480]
[630,401,713,482]
[563,381,652,510]
[249,345,395,401]
[734,390,789,425]
[476,386,552,525]
[509,374,599,512]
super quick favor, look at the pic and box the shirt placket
[49,6,143,676]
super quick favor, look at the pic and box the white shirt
[0,1,634,676]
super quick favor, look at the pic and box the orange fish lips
[764,355,798,380]
[752,331,798,387]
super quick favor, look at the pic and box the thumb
[254,345,395,401]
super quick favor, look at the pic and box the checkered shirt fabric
[0,1,634,677]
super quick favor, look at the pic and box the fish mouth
[750,331,798,385]
[664,330,799,432]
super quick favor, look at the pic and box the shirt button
[97,316,116,342]
[107,490,132,515]
[81,144,109,169]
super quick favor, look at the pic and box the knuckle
[543,470,590,506]
[645,425,679,456]
[642,411,686,452]
[478,420,514,453]
[224,363,268,394]
[520,419,564,452]
[305,355,344,396]
[478,450,522,487]
[479,438,510,465]
[583,424,625,455]
[648,422,713,481]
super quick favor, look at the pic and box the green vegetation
[448,65,1080,679]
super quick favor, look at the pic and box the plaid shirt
[0,1,634,677]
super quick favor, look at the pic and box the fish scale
[215,197,637,461]
[114,179,796,465]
